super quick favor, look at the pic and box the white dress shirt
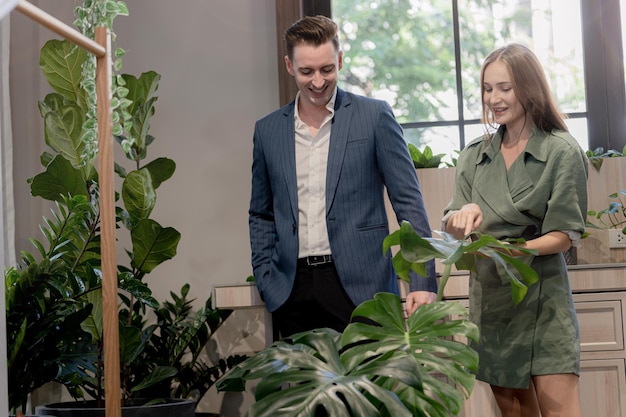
[294,88,337,258]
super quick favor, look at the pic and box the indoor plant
[575,147,626,264]
[586,190,626,233]
[216,222,538,416]
[408,143,446,168]
[5,1,244,415]
[585,146,626,171]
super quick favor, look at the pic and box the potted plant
[408,144,446,168]
[573,147,626,264]
[5,1,244,416]
[586,190,626,232]
[585,146,626,171]
[215,222,538,416]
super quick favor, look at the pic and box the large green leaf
[80,289,103,343]
[119,323,153,366]
[29,155,88,201]
[39,96,88,170]
[384,221,539,304]
[122,168,156,225]
[218,328,416,417]
[39,39,88,109]
[342,294,478,417]
[143,157,175,189]
[130,219,181,273]
[217,293,478,417]
[130,366,178,392]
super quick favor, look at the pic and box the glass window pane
[463,123,488,146]
[332,0,587,152]
[564,118,589,151]
[404,126,462,167]
[458,0,586,117]
[333,1,458,123]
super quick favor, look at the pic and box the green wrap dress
[444,126,588,389]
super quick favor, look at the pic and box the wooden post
[15,0,105,57]
[95,26,121,417]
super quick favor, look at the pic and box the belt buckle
[307,255,328,266]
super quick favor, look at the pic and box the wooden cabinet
[578,291,626,417]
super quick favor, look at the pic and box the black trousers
[272,261,355,340]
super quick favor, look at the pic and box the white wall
[9,1,280,415]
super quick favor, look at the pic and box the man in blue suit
[249,15,437,339]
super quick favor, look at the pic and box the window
[278,0,626,160]
[331,0,590,162]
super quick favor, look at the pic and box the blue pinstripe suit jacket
[249,88,437,312]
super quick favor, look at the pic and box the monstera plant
[216,222,538,417]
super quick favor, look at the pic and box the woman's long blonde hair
[480,43,568,133]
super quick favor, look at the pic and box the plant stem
[436,263,453,301]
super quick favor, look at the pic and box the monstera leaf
[217,293,478,417]
[384,221,539,304]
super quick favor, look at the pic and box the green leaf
[398,222,445,262]
[122,168,156,225]
[218,328,414,417]
[131,366,178,392]
[80,289,103,343]
[121,71,161,161]
[120,324,152,365]
[343,295,478,416]
[40,98,89,169]
[39,39,88,109]
[131,219,181,273]
[387,222,539,304]
[143,157,176,189]
[29,155,88,201]
[218,294,478,417]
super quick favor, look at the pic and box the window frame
[275,0,626,152]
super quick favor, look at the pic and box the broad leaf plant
[216,221,539,416]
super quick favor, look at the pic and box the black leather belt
[297,254,333,267]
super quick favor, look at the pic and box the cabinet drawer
[580,359,626,417]
[576,300,624,353]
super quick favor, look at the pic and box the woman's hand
[405,290,436,316]
[446,203,483,239]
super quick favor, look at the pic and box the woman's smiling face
[482,60,525,129]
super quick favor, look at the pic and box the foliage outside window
[332,0,587,164]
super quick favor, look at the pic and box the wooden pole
[15,0,105,57]
[95,26,121,417]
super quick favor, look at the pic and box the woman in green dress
[442,44,586,417]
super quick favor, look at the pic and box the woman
[442,44,586,417]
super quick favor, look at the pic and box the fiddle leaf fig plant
[5,1,244,414]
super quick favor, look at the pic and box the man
[249,15,436,339]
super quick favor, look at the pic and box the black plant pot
[35,399,195,417]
